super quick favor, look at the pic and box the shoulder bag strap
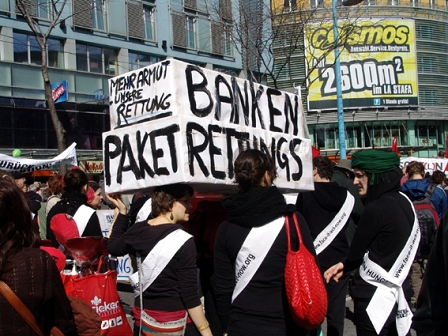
[285,213,303,252]
[0,281,44,336]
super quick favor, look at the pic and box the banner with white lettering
[105,59,312,195]
[97,209,133,280]
[0,142,77,174]
[400,157,448,175]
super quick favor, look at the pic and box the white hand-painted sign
[400,157,448,175]
[97,209,133,280]
[104,59,313,194]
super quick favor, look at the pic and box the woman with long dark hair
[46,167,103,248]
[0,179,76,335]
[213,149,316,336]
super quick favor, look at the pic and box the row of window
[12,0,233,57]
[283,0,448,9]
[12,32,161,75]
[311,120,444,150]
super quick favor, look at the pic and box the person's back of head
[405,161,425,179]
[63,168,88,193]
[28,183,38,193]
[431,170,445,185]
[0,179,40,276]
[151,183,194,217]
[0,170,15,184]
[233,149,277,191]
[313,156,334,180]
[47,174,63,197]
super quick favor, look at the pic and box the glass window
[92,0,105,30]
[310,0,324,8]
[186,16,196,49]
[76,43,116,74]
[128,52,160,71]
[48,38,64,68]
[76,43,88,71]
[418,56,435,72]
[88,45,102,73]
[37,0,51,19]
[104,48,117,75]
[30,36,41,65]
[284,0,297,10]
[197,0,208,13]
[13,32,63,68]
[198,17,211,53]
[13,32,28,63]
[224,27,233,56]
[143,5,155,40]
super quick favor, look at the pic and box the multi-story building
[272,0,448,159]
[0,0,240,167]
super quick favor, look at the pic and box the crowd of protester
[1,149,448,336]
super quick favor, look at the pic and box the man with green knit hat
[324,149,420,336]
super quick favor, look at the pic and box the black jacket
[213,186,315,333]
[345,168,415,300]
[296,182,352,270]
[46,191,102,247]
[108,214,201,311]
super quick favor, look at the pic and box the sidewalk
[117,281,417,335]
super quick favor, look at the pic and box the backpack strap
[425,183,437,199]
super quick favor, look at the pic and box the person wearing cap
[331,159,364,245]
[324,150,420,336]
[11,171,26,189]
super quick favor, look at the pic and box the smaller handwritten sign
[97,210,133,280]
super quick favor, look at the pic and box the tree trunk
[41,65,67,174]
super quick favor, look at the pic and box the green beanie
[351,150,400,185]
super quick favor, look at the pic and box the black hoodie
[214,186,315,333]
[345,167,415,300]
[296,182,351,270]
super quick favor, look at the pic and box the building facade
[272,0,448,159]
[0,0,240,161]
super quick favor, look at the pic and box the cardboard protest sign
[104,59,313,194]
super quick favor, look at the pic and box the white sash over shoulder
[73,204,96,235]
[232,217,284,303]
[129,229,192,297]
[360,192,420,336]
[313,191,354,255]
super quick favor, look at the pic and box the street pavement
[117,280,416,335]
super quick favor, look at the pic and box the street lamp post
[332,1,346,159]
[332,0,363,160]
